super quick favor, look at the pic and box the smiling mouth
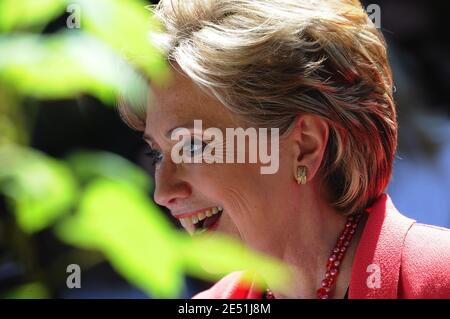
[178,206,223,235]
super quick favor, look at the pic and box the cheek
[189,163,260,208]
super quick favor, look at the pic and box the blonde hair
[121,0,397,215]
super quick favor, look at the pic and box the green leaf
[4,282,50,299]
[0,145,78,233]
[66,150,152,191]
[179,233,293,294]
[74,0,169,82]
[54,178,182,298]
[0,0,66,32]
[0,32,148,105]
[0,87,29,145]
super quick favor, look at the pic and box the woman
[120,0,450,298]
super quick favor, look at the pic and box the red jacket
[193,194,450,299]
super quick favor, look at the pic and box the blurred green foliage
[0,32,147,104]
[76,0,168,81]
[0,0,65,32]
[4,282,50,299]
[0,87,28,145]
[0,0,290,298]
[66,151,152,190]
[0,145,78,234]
[56,178,184,297]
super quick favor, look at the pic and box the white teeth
[180,218,195,235]
[192,207,222,223]
[198,212,206,221]
[179,206,224,235]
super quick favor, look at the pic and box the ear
[290,115,329,183]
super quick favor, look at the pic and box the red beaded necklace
[264,212,363,299]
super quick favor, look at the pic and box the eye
[183,137,207,158]
[145,148,163,166]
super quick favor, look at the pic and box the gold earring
[296,166,307,185]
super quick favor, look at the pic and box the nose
[153,160,191,208]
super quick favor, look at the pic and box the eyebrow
[142,123,197,145]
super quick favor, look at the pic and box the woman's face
[144,71,296,251]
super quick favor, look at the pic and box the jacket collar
[349,194,415,298]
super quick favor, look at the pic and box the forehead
[145,70,238,138]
